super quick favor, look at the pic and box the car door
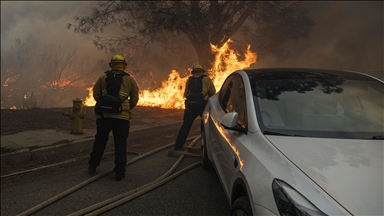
[211,73,248,194]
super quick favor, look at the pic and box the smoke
[2,2,88,47]
[1,1,383,109]
[254,1,383,80]
[1,2,114,108]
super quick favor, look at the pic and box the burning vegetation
[2,39,256,110]
[83,39,257,109]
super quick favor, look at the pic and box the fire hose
[1,151,139,179]
[16,135,201,216]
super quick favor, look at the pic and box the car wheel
[230,196,253,216]
[201,126,212,170]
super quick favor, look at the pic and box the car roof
[241,68,379,81]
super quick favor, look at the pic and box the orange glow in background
[83,39,257,109]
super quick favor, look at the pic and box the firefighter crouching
[63,98,86,134]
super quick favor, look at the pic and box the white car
[201,68,383,216]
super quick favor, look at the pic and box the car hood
[266,135,383,216]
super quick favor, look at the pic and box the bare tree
[1,34,105,108]
[68,1,314,70]
[49,45,79,89]
[74,54,107,85]
[1,34,42,109]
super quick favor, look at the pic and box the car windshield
[248,70,384,139]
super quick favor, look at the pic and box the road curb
[1,119,200,166]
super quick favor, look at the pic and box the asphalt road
[1,130,230,216]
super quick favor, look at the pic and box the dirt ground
[1,106,185,135]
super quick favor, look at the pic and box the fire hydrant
[63,98,86,134]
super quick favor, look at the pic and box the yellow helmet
[109,54,127,66]
[192,64,205,73]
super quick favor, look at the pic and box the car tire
[201,126,212,170]
[230,196,253,216]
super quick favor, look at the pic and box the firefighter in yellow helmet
[88,54,139,181]
[168,64,216,157]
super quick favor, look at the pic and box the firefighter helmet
[192,64,205,73]
[109,54,127,66]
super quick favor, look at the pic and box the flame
[84,85,96,106]
[46,79,73,89]
[210,38,257,90]
[139,70,188,109]
[3,75,20,87]
[39,80,72,89]
[83,39,257,109]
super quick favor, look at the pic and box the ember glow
[43,79,73,89]
[83,39,257,109]
[3,75,20,87]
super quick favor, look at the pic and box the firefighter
[88,54,139,181]
[168,64,216,157]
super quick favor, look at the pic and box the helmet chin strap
[109,61,127,66]
[110,63,126,71]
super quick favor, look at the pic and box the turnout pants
[89,118,130,175]
[174,102,206,150]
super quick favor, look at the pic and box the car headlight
[273,179,327,216]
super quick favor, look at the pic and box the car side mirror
[220,112,247,134]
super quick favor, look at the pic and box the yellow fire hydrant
[63,98,86,134]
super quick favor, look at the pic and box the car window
[219,74,247,128]
[248,70,384,139]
